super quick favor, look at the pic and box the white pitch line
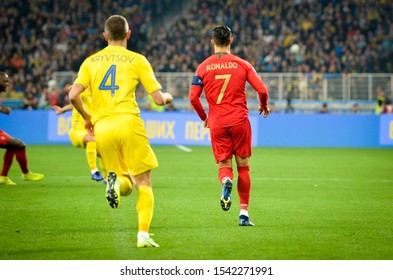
[152,176,393,183]
[175,145,193,152]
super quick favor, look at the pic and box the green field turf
[0,145,392,260]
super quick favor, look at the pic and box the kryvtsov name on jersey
[91,55,134,63]
[206,62,238,71]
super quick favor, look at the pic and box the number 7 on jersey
[215,74,231,104]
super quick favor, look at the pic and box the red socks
[15,149,29,174]
[237,166,251,211]
[218,167,233,183]
[218,166,251,211]
[1,149,28,176]
[1,150,15,176]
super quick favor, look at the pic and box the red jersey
[189,52,268,129]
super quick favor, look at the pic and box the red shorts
[0,130,11,145]
[210,118,252,163]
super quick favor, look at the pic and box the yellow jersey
[74,45,162,124]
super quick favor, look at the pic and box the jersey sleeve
[138,56,162,94]
[247,66,269,108]
[189,75,207,121]
[74,59,90,89]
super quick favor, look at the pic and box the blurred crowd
[146,0,392,74]
[0,0,392,111]
[1,0,167,107]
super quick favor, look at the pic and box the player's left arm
[139,56,173,106]
[150,90,173,106]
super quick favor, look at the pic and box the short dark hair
[212,25,232,47]
[104,15,129,41]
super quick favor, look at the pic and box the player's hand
[163,92,173,105]
[84,115,94,135]
[203,117,209,128]
[259,106,270,118]
[0,106,11,115]
[52,105,62,115]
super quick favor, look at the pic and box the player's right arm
[0,94,11,115]
[150,90,173,106]
[189,75,208,123]
[69,84,92,132]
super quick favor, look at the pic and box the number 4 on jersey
[99,65,119,96]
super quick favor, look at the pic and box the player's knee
[135,170,152,187]
[235,155,249,166]
[10,138,26,150]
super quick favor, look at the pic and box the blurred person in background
[375,87,386,114]
[381,98,393,114]
[22,91,38,110]
[352,103,360,114]
[319,102,330,113]
[0,72,44,185]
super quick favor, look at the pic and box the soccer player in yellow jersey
[52,88,105,182]
[69,15,173,248]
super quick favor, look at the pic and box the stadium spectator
[38,85,51,109]
[47,80,60,107]
[21,91,38,110]
[352,103,360,114]
[375,86,386,114]
[285,78,297,113]
[9,53,25,71]
[381,98,393,114]
[0,72,44,185]
[189,25,270,226]
[268,102,280,113]
[69,14,173,248]
[319,102,330,114]
[57,84,70,107]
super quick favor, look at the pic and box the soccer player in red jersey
[0,72,44,185]
[189,25,270,226]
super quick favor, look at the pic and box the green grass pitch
[0,145,392,260]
